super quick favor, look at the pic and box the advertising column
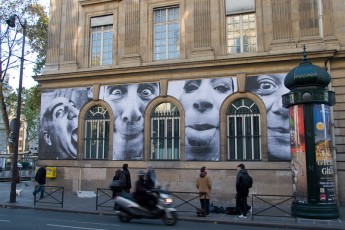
[282,48,338,219]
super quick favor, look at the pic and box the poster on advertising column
[290,104,308,203]
[313,104,336,204]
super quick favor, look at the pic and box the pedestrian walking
[196,166,212,216]
[33,165,47,199]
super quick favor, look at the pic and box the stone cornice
[79,0,121,6]
[35,50,338,84]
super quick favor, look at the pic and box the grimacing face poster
[38,74,291,161]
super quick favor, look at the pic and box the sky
[8,0,50,90]
[8,56,38,89]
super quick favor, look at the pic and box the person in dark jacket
[122,163,132,193]
[145,165,157,189]
[133,170,150,207]
[236,163,249,218]
[111,169,124,197]
[33,165,47,199]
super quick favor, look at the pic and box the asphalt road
[0,208,302,230]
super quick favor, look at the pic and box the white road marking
[43,218,120,227]
[47,224,107,230]
[0,219,10,222]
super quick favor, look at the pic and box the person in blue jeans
[33,165,47,199]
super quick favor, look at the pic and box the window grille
[84,106,110,159]
[150,102,180,160]
[227,98,261,160]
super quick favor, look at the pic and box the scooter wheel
[163,212,178,226]
[118,214,131,223]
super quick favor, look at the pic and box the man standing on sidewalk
[236,163,250,218]
[33,165,46,199]
[122,163,132,193]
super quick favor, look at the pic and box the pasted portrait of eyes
[246,74,291,161]
[101,83,160,160]
[168,77,237,161]
[247,76,279,96]
[106,83,158,101]
[52,101,77,119]
[39,87,92,160]
[183,79,233,94]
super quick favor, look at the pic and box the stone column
[120,0,141,66]
[61,0,79,70]
[189,0,214,59]
[44,0,62,73]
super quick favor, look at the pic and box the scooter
[114,189,178,226]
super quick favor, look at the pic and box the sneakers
[238,215,247,219]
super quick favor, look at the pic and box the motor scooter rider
[134,170,157,209]
[145,165,156,189]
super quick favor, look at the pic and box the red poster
[290,105,308,203]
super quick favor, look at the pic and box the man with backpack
[236,163,252,218]
[122,163,132,193]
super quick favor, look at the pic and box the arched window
[84,106,110,159]
[227,98,261,160]
[151,102,180,160]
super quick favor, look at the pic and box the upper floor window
[153,6,180,61]
[299,0,334,38]
[84,106,110,159]
[90,15,113,66]
[225,0,257,53]
[227,98,261,161]
[151,102,180,160]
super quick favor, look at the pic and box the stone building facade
[35,0,345,205]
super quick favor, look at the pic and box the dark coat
[236,169,249,196]
[145,170,156,189]
[122,169,132,190]
[134,177,147,201]
[113,169,122,181]
[35,167,46,185]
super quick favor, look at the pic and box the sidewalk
[0,181,344,230]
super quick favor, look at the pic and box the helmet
[137,170,146,176]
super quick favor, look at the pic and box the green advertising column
[282,48,339,219]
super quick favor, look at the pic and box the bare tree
[0,0,47,153]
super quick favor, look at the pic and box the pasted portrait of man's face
[39,88,92,159]
[101,83,159,160]
[246,74,290,160]
[168,77,236,161]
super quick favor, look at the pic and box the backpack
[110,170,126,192]
[243,173,253,189]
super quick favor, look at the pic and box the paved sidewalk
[0,181,344,229]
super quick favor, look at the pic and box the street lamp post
[6,15,27,203]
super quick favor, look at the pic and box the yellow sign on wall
[46,167,56,178]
